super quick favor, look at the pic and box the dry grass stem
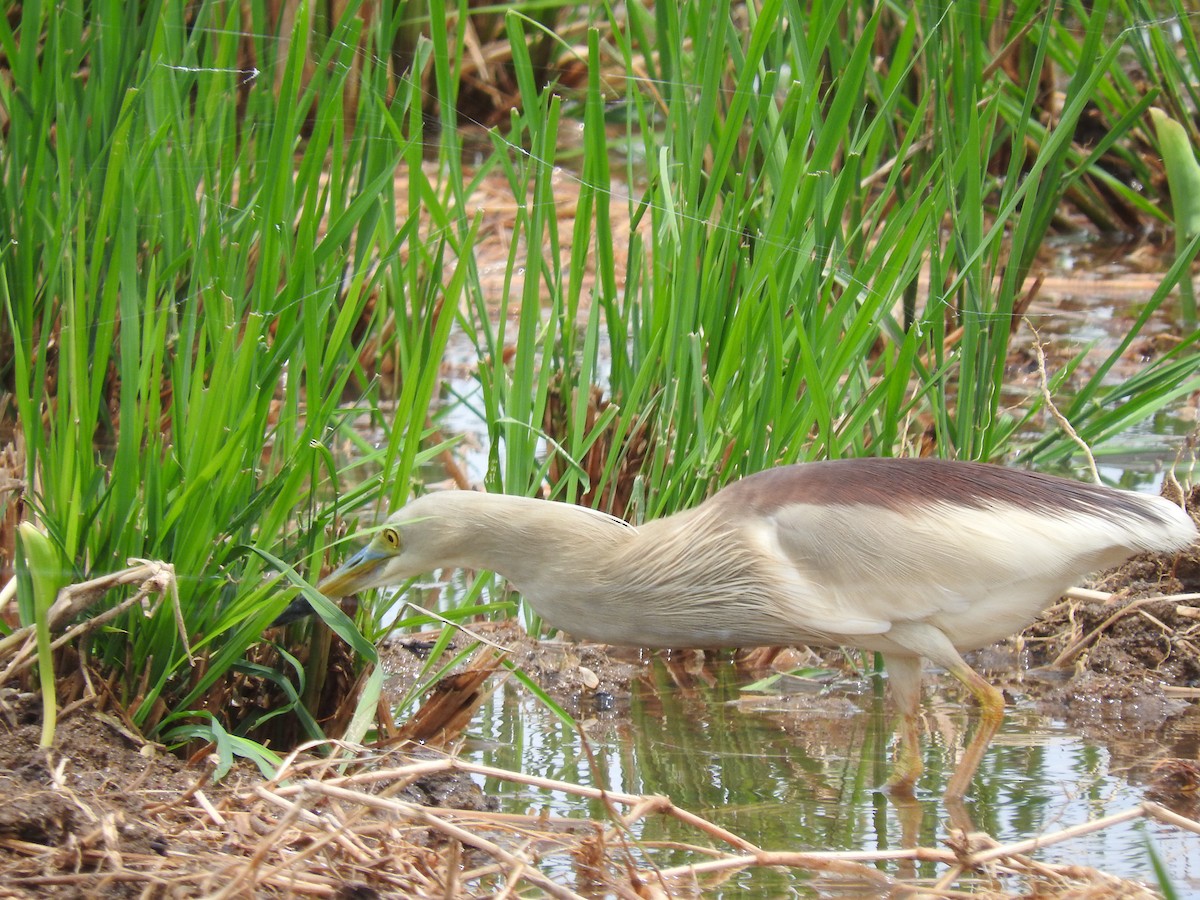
[1028,321,1099,484]
[2,756,1191,900]
[1050,596,1165,668]
[167,753,1193,897]
[0,561,177,678]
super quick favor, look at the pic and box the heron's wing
[760,498,1135,639]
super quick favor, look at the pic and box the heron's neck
[454,497,638,592]
[462,498,759,646]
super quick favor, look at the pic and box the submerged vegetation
[1,0,1199,776]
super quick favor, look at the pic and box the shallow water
[459,656,1200,896]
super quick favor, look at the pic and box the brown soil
[380,619,646,718]
[0,709,189,875]
[0,692,500,897]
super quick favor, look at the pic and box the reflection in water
[462,656,1199,896]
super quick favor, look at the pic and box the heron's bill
[316,544,391,598]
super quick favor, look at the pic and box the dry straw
[2,743,1196,898]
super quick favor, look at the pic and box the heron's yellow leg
[883,627,1010,799]
[882,654,924,796]
[944,659,1006,800]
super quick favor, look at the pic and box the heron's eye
[382,527,401,550]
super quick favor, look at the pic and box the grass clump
[1,0,461,752]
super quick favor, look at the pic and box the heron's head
[272,489,618,627]
[318,493,468,598]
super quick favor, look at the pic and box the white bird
[280,458,1197,797]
